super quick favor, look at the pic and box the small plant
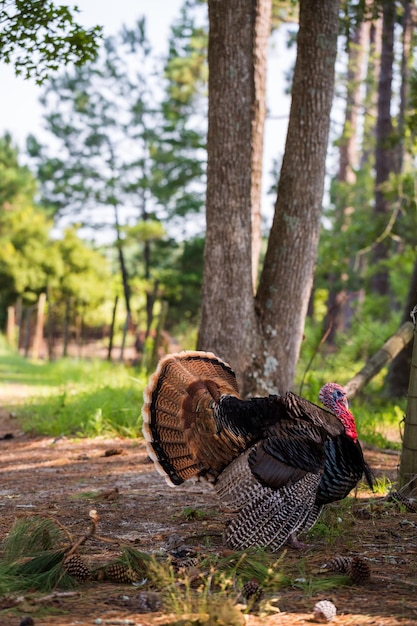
[307,499,355,546]
[371,475,393,496]
[177,506,215,521]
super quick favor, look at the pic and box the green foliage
[0,203,62,307]
[0,0,102,83]
[0,162,55,312]
[150,548,287,620]
[0,517,73,593]
[52,227,115,322]
[0,551,74,593]
[0,132,37,205]
[155,236,205,329]
[290,569,349,597]
[271,0,298,29]
[0,135,114,330]
[297,310,407,449]
[307,499,355,546]
[18,381,144,438]
[177,506,215,521]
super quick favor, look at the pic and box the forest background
[1,0,417,485]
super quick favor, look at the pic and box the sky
[0,1,294,228]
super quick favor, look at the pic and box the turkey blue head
[318,382,358,442]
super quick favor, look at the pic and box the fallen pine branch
[345,321,413,400]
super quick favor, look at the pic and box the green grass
[0,339,147,438]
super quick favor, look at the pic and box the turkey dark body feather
[142,350,374,551]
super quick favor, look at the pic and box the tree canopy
[0,0,102,82]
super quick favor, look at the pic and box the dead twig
[65,510,99,557]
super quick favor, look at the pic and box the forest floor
[0,396,417,626]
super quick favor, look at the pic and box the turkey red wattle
[318,382,358,442]
[334,405,358,442]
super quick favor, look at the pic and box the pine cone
[104,562,140,584]
[388,490,417,513]
[348,556,371,584]
[322,555,370,584]
[63,554,91,581]
[313,600,337,623]
[242,580,264,605]
[171,556,199,572]
[242,579,262,599]
[322,555,352,574]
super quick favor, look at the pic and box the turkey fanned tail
[142,351,290,485]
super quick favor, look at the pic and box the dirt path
[1,406,417,626]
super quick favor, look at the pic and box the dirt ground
[1,404,417,626]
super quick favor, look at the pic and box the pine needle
[2,516,69,564]
[0,513,98,593]
[120,545,152,572]
[0,551,79,592]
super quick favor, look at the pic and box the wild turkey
[142,351,374,551]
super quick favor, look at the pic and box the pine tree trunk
[198,0,262,390]
[386,261,417,397]
[6,306,16,348]
[32,293,46,360]
[325,21,366,344]
[394,0,413,175]
[360,6,382,167]
[384,1,414,396]
[251,0,271,290]
[398,307,417,494]
[46,290,56,361]
[371,0,395,297]
[23,306,33,358]
[63,298,71,358]
[107,295,118,361]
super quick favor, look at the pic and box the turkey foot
[286,533,312,549]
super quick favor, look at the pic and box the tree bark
[6,305,16,348]
[398,308,417,494]
[107,294,118,361]
[253,0,340,394]
[360,0,382,167]
[384,1,415,397]
[386,260,417,397]
[198,0,262,390]
[251,0,272,290]
[371,0,395,297]
[393,0,413,175]
[32,292,46,360]
[325,21,366,345]
[63,298,71,358]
